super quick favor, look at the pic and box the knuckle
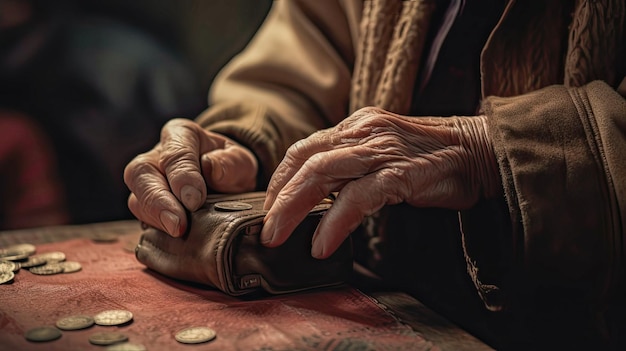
[123,152,158,187]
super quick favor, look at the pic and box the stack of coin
[0,243,82,282]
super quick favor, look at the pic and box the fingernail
[311,235,324,258]
[160,210,180,236]
[181,185,202,210]
[260,215,274,244]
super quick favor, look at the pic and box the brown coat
[197,0,626,346]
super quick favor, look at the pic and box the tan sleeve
[196,0,358,187]
[463,81,626,312]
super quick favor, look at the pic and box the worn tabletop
[0,221,492,351]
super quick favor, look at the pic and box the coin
[214,201,253,211]
[94,310,133,326]
[0,260,17,273]
[88,331,129,345]
[175,326,217,344]
[0,243,36,261]
[32,251,66,263]
[0,271,14,284]
[24,326,62,342]
[58,261,82,273]
[11,261,21,272]
[20,256,48,268]
[91,232,119,243]
[55,315,94,330]
[29,263,64,275]
[106,342,147,351]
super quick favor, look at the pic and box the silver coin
[175,326,217,344]
[20,256,48,268]
[0,260,17,273]
[106,342,147,351]
[32,251,66,263]
[29,263,64,275]
[24,326,62,342]
[0,271,15,284]
[88,331,129,345]
[58,261,82,273]
[0,243,36,261]
[94,310,133,326]
[214,201,253,211]
[55,315,94,330]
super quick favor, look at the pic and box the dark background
[0,0,273,228]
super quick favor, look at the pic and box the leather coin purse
[135,192,353,296]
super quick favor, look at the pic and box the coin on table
[106,342,147,351]
[24,326,62,342]
[88,331,129,345]
[20,255,48,268]
[0,243,36,261]
[175,326,217,344]
[94,310,134,326]
[29,263,64,275]
[91,232,119,243]
[32,251,66,263]
[55,315,95,330]
[0,271,15,284]
[0,260,18,273]
[58,261,82,273]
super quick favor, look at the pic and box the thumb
[201,143,258,193]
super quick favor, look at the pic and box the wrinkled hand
[261,107,500,259]
[124,118,258,236]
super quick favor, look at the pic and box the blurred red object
[0,110,68,229]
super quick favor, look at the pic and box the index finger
[263,129,339,210]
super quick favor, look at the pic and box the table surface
[0,220,493,351]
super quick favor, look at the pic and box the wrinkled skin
[123,118,258,236]
[261,107,500,259]
[124,108,500,257]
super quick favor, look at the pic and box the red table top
[0,221,492,351]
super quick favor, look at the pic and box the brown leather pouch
[135,192,353,296]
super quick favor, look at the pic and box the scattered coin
[214,201,253,211]
[175,326,217,344]
[88,331,129,346]
[32,251,66,263]
[20,256,48,268]
[29,263,64,275]
[11,261,21,272]
[0,271,14,284]
[0,260,18,273]
[56,315,95,331]
[58,261,82,273]
[24,326,62,342]
[94,310,133,326]
[91,232,119,243]
[0,243,36,261]
[106,342,147,351]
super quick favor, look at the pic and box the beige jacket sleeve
[462,81,626,316]
[195,0,359,187]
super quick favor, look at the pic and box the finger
[124,158,188,237]
[263,129,339,210]
[260,146,370,247]
[159,119,226,211]
[311,172,393,258]
[200,142,258,193]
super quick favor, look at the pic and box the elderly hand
[124,118,258,236]
[261,107,500,258]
